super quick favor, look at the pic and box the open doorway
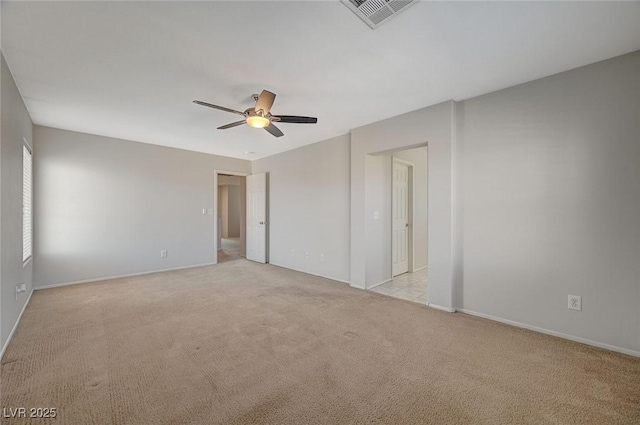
[369,145,428,304]
[217,173,247,263]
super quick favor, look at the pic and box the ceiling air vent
[342,0,417,29]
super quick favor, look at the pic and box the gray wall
[260,51,638,354]
[1,53,33,351]
[252,135,351,283]
[365,154,391,286]
[219,185,229,237]
[218,182,241,239]
[227,185,240,238]
[33,126,251,287]
[351,101,456,313]
[458,51,640,353]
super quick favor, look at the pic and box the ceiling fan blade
[255,90,276,115]
[271,115,317,124]
[264,123,284,138]
[217,120,247,130]
[193,100,246,117]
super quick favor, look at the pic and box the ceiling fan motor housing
[245,107,270,119]
[245,108,271,128]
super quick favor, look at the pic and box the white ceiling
[3,1,640,160]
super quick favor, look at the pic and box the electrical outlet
[305,251,310,259]
[568,295,581,311]
[160,250,168,258]
[320,254,325,262]
[291,249,295,256]
[15,283,26,300]
[202,208,207,215]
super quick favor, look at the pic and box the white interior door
[246,172,267,263]
[392,160,409,276]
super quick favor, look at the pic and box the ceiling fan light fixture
[246,115,270,128]
[193,90,317,138]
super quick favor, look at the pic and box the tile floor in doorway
[369,269,427,304]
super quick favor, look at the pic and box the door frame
[391,157,414,276]
[213,169,250,265]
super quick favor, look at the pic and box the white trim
[23,137,32,151]
[427,303,456,313]
[411,265,428,273]
[367,278,392,290]
[35,263,215,290]
[350,282,366,290]
[392,157,414,167]
[458,308,640,359]
[215,169,250,178]
[269,262,350,285]
[1,289,34,360]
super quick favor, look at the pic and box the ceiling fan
[193,90,317,138]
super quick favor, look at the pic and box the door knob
[406,223,409,227]
[259,221,264,225]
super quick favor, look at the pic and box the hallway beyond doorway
[218,237,241,263]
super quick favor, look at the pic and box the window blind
[23,145,32,262]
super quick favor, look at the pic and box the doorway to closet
[369,146,428,304]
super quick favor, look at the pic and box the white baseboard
[367,279,392,290]
[411,265,428,273]
[458,308,640,359]
[427,303,456,313]
[1,289,34,360]
[35,263,216,290]
[269,262,350,285]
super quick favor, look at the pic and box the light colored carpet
[2,260,639,424]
